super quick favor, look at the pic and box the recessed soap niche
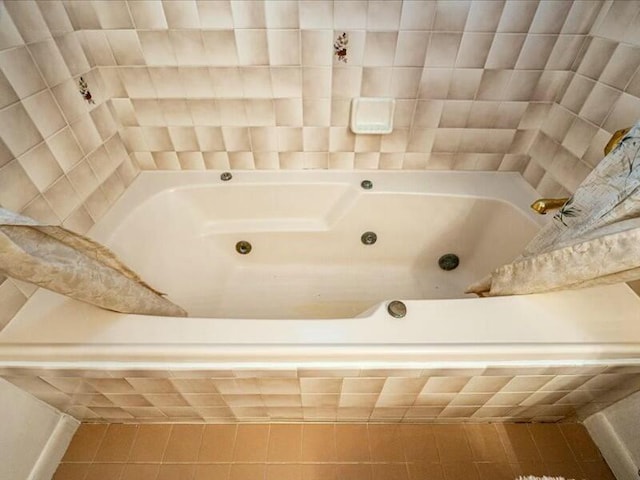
[350,98,396,135]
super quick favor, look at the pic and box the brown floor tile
[441,462,479,480]
[543,460,585,479]
[302,464,337,480]
[371,464,409,480]
[62,424,108,462]
[302,425,337,462]
[400,425,439,463]
[337,464,373,480]
[529,424,576,463]
[230,464,266,480]
[128,424,171,462]
[495,424,542,463]
[52,463,90,480]
[93,425,137,462]
[580,459,616,480]
[267,464,303,480]
[268,424,303,462]
[233,424,270,462]
[85,463,124,480]
[121,464,160,480]
[464,424,508,462]
[560,423,603,461]
[475,462,514,480]
[199,425,237,462]
[157,463,197,480]
[56,421,611,480]
[163,424,204,462]
[335,424,370,462]
[433,425,473,462]
[195,464,231,480]
[509,462,547,477]
[407,463,444,480]
[369,424,405,462]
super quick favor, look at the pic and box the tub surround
[2,363,640,425]
[2,0,640,343]
[2,171,640,424]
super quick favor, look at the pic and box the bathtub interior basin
[85,171,542,319]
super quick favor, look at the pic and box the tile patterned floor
[54,423,615,480]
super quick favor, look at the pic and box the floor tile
[441,462,479,480]
[369,424,405,462]
[433,425,473,462]
[529,424,576,463]
[560,423,602,461]
[85,463,124,480]
[464,424,508,462]
[121,464,160,480]
[157,463,196,480]
[233,424,270,462]
[302,464,337,480]
[400,425,439,463]
[335,424,370,461]
[93,425,137,462]
[268,424,303,462]
[371,464,409,480]
[194,464,231,480]
[266,464,303,480]
[495,423,542,463]
[407,462,445,480]
[580,459,617,480]
[55,421,615,480]
[230,464,266,480]
[163,424,204,462]
[475,462,514,480]
[302,424,337,462]
[128,424,171,462]
[52,463,90,480]
[336,464,373,480]
[199,424,237,462]
[543,460,585,479]
[61,424,108,462]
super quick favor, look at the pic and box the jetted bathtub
[1,171,640,368]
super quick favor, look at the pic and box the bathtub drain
[438,253,459,270]
[361,231,377,245]
[387,301,407,318]
[236,241,252,255]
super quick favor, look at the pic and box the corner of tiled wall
[524,0,640,195]
[0,0,141,328]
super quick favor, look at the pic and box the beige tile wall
[3,364,640,424]
[67,0,603,173]
[0,0,140,328]
[526,0,640,195]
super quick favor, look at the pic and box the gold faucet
[604,127,630,156]
[530,126,632,215]
[531,197,569,214]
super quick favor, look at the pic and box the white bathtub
[1,170,640,367]
[3,171,640,424]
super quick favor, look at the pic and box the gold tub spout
[530,126,632,215]
[604,127,631,155]
[531,197,569,215]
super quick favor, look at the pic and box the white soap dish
[350,97,395,135]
